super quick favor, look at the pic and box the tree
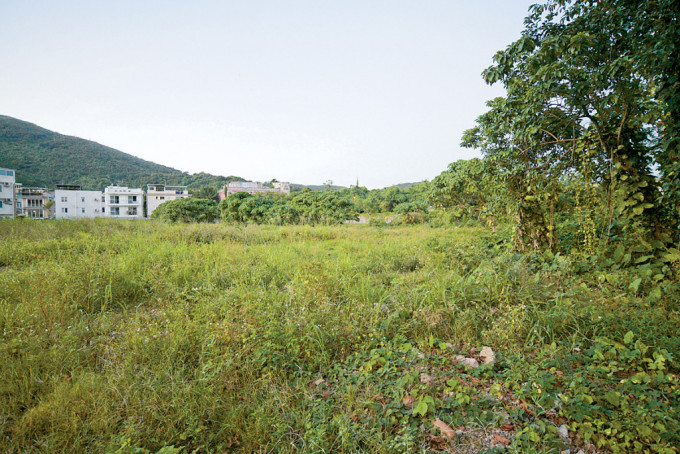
[150,198,219,223]
[464,0,676,250]
[430,158,506,228]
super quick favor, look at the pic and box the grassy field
[1,220,678,453]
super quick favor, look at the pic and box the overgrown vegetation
[0,220,678,453]
[2,1,679,452]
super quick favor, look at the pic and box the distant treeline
[152,183,432,225]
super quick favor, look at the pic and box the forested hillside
[0,115,244,190]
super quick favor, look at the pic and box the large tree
[464,0,678,250]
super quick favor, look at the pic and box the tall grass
[0,220,677,452]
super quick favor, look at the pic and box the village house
[54,185,106,219]
[146,184,190,216]
[0,167,16,219]
[218,181,291,200]
[14,184,54,219]
[104,185,144,219]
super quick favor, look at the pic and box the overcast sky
[1,1,533,188]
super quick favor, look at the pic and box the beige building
[218,181,291,200]
[14,185,54,219]
[146,184,190,216]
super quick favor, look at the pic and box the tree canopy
[462,0,679,251]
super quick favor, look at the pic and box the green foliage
[429,158,509,229]
[150,198,219,223]
[462,0,677,251]
[0,220,678,452]
[0,115,244,191]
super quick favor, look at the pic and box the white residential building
[0,168,16,219]
[104,186,144,219]
[54,185,106,219]
[146,184,190,216]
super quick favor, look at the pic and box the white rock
[480,346,496,364]
[557,424,569,439]
[461,358,479,368]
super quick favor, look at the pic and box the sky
[1,1,534,189]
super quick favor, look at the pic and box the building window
[102,207,105,213]
[81,208,85,213]
[61,207,68,213]
[127,207,137,216]
[128,195,137,203]
[61,196,67,202]
[0,201,3,208]
[111,207,120,216]
[110,196,119,204]
[81,197,85,202]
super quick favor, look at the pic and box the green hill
[0,115,244,191]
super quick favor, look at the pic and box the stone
[480,346,496,364]
[557,424,569,439]
[461,358,479,368]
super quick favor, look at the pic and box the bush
[150,198,219,223]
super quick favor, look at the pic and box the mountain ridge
[0,115,244,191]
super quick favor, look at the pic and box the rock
[420,373,435,386]
[557,424,569,439]
[480,346,496,364]
[454,355,480,368]
[432,417,457,440]
[461,358,479,368]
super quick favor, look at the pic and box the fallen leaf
[432,418,457,440]
[494,434,510,445]
[424,433,448,450]
[501,424,515,431]
[402,395,415,408]
[313,378,325,386]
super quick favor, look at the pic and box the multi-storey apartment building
[146,184,190,216]
[0,167,16,219]
[14,184,54,219]
[104,186,144,219]
[54,185,106,219]
[218,181,291,200]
